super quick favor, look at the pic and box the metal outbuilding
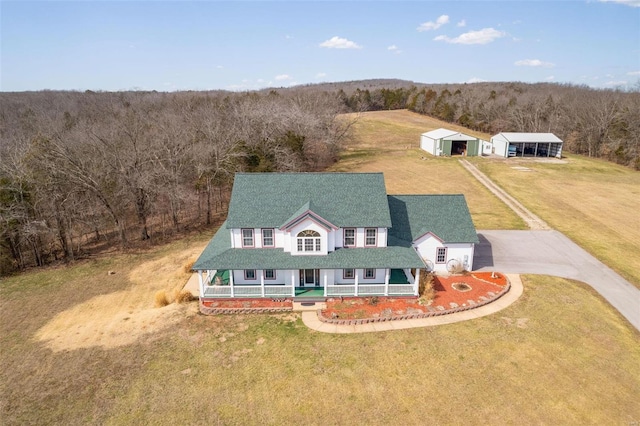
[491,132,563,158]
[420,128,481,157]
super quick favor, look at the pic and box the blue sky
[2,1,639,92]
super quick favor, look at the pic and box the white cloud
[515,59,555,68]
[605,80,628,86]
[275,74,292,81]
[387,44,402,54]
[627,70,640,75]
[434,28,505,44]
[599,0,640,7]
[466,77,487,83]
[457,20,466,27]
[319,36,362,49]
[417,15,450,31]
[316,72,327,78]
[545,76,556,81]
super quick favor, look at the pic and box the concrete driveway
[474,230,640,330]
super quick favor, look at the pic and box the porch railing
[325,284,415,297]
[203,285,293,298]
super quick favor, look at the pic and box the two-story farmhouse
[193,173,478,299]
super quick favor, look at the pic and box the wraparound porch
[198,268,419,298]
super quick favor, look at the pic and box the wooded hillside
[1,80,638,273]
[0,90,349,273]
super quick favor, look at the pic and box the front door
[300,269,320,287]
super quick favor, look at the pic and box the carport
[491,133,563,158]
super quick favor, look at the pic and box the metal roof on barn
[494,132,563,143]
[421,128,477,141]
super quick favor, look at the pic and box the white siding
[414,233,475,273]
[420,135,437,155]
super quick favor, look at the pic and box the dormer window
[242,229,254,247]
[344,228,355,247]
[297,230,321,252]
[365,228,377,246]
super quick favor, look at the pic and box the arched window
[297,230,321,252]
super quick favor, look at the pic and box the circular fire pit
[451,282,472,292]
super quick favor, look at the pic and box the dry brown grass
[2,234,639,424]
[154,290,170,307]
[334,110,524,230]
[475,154,640,287]
[174,289,196,304]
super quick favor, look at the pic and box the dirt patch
[34,245,205,352]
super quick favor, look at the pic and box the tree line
[332,81,639,169]
[0,90,350,273]
[2,80,638,274]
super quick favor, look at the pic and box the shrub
[183,259,195,274]
[175,290,196,304]
[154,290,170,307]
[367,296,380,306]
[418,271,435,304]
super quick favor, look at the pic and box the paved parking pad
[475,230,640,330]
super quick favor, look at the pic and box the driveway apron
[475,230,640,330]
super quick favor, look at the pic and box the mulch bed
[322,272,508,320]
[201,298,292,309]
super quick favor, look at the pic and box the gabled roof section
[421,128,478,141]
[387,195,479,244]
[226,173,392,228]
[494,132,563,143]
[281,201,338,231]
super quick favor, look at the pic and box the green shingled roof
[225,173,392,229]
[387,195,479,244]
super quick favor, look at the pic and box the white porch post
[414,268,420,296]
[198,270,204,298]
[260,272,265,297]
[230,270,235,297]
[384,269,390,296]
[323,271,328,297]
[354,271,359,296]
[291,270,296,297]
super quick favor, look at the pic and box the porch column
[384,269,390,296]
[198,270,204,298]
[230,270,235,297]
[260,272,265,297]
[323,271,328,297]
[414,268,420,296]
[291,270,296,297]
[354,271,359,296]
[535,142,539,157]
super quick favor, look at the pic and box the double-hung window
[262,229,274,247]
[264,269,275,280]
[365,228,377,246]
[364,268,375,279]
[344,228,356,247]
[343,269,355,279]
[436,247,447,264]
[244,269,256,280]
[242,229,254,247]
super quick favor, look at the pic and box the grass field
[333,111,525,230]
[1,240,639,425]
[2,109,639,424]
[473,154,640,287]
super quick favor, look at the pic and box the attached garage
[420,128,481,157]
[491,132,563,158]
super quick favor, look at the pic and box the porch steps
[293,301,326,312]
